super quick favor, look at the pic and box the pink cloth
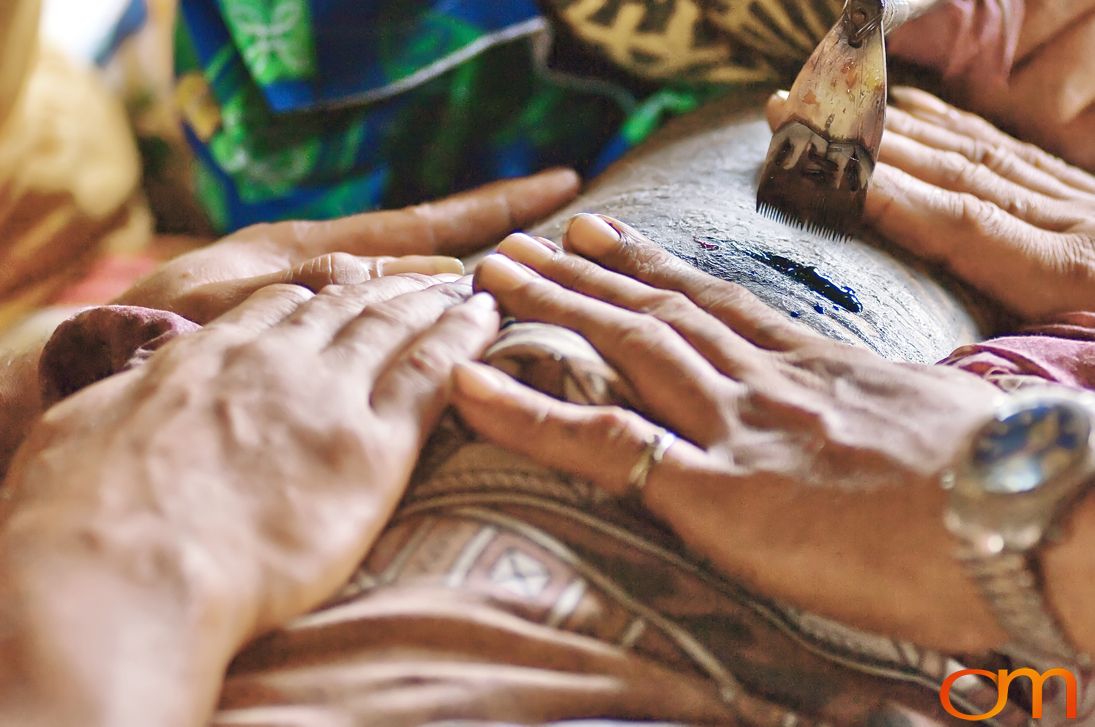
[38,305,199,407]
[942,312,1095,390]
[888,0,1025,83]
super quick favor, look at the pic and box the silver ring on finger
[626,428,677,499]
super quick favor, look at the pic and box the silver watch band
[957,546,1088,666]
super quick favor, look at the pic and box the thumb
[283,168,582,260]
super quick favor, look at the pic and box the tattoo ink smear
[745,251,863,313]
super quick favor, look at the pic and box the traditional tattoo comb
[756,0,941,240]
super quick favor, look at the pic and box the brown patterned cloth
[35,310,1068,725]
[211,322,1034,727]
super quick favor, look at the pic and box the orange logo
[940,668,1078,721]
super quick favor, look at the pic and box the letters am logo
[940,668,1078,721]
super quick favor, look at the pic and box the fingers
[882,102,1091,203]
[877,131,1078,230]
[563,213,815,350]
[451,362,708,500]
[285,253,465,287]
[864,164,1087,319]
[286,168,581,259]
[206,283,315,333]
[889,87,1095,195]
[767,88,1095,200]
[327,280,474,378]
[274,274,455,349]
[473,254,731,445]
[371,293,500,433]
[175,253,463,324]
[494,232,765,377]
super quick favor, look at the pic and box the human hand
[0,169,577,476]
[766,87,1095,322]
[115,168,579,323]
[0,276,499,727]
[449,214,1014,651]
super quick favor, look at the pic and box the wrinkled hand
[0,276,499,726]
[0,169,578,476]
[116,169,579,323]
[767,87,1095,322]
[450,214,1010,650]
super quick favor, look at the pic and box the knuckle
[556,255,601,290]
[1017,140,1050,166]
[642,289,692,320]
[319,283,355,299]
[587,407,639,447]
[393,272,440,288]
[293,252,368,288]
[615,315,672,353]
[965,138,991,167]
[979,143,1014,177]
[357,302,406,329]
[256,282,315,309]
[440,301,487,328]
[940,150,979,188]
[221,338,278,370]
[314,287,369,316]
[956,193,1006,236]
[627,248,668,279]
[404,343,452,381]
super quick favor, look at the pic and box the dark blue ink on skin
[790,311,802,318]
[813,304,825,314]
[745,250,863,314]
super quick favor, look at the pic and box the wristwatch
[942,389,1095,666]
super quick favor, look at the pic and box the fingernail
[775,89,789,100]
[431,257,466,274]
[465,292,497,310]
[497,232,558,267]
[385,255,465,275]
[453,361,505,402]
[566,213,621,256]
[476,254,537,293]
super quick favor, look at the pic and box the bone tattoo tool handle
[880,0,942,31]
[755,0,948,239]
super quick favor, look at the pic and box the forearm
[644,465,1012,654]
[0,502,242,726]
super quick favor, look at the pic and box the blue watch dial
[972,401,1090,495]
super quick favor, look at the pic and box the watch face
[972,401,1091,495]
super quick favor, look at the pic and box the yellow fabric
[0,0,151,334]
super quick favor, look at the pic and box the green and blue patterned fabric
[175,0,717,232]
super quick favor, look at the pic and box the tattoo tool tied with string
[756,0,943,240]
